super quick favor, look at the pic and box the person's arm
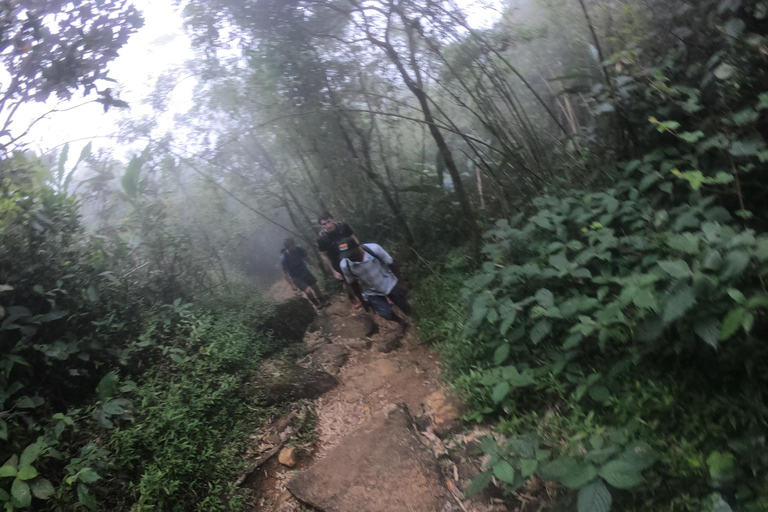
[342,262,369,311]
[283,270,299,291]
[320,251,343,280]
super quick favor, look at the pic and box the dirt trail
[244,283,508,512]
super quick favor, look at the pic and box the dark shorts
[367,285,410,320]
[290,271,317,291]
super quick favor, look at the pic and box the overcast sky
[14,0,502,160]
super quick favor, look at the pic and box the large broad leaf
[0,465,17,478]
[598,459,644,489]
[657,260,692,278]
[17,466,37,481]
[494,344,510,365]
[520,459,538,478]
[96,372,119,400]
[501,366,536,387]
[538,456,577,481]
[77,483,97,510]
[535,288,555,308]
[694,318,721,349]
[491,382,510,404]
[662,286,696,324]
[561,462,599,489]
[493,460,516,484]
[720,308,746,340]
[30,478,55,499]
[578,480,612,512]
[620,441,658,471]
[530,319,552,345]
[464,471,493,497]
[19,444,40,467]
[11,478,31,508]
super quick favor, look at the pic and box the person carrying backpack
[316,211,361,308]
[337,237,410,337]
[281,238,328,309]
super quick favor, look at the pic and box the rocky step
[288,403,448,512]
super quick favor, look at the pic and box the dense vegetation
[2,0,768,510]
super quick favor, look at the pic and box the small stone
[279,446,298,468]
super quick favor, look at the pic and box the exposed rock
[425,389,462,437]
[288,404,446,512]
[278,446,298,468]
[344,338,373,350]
[320,309,378,340]
[378,336,402,353]
[258,297,317,353]
[311,343,350,373]
[264,433,282,445]
[260,365,338,406]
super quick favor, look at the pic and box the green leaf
[620,441,658,471]
[77,483,97,511]
[722,251,751,279]
[730,137,765,157]
[530,319,552,345]
[96,372,119,400]
[77,469,100,484]
[694,318,721,349]
[520,459,538,478]
[589,385,611,404]
[464,471,493,497]
[663,286,696,324]
[679,131,705,143]
[491,382,510,404]
[494,344,510,366]
[0,421,7,441]
[19,445,40,468]
[493,460,516,484]
[707,451,736,482]
[86,285,99,303]
[29,478,55,500]
[538,457,577,481]
[561,462,599,489]
[0,466,17,478]
[501,366,536,387]
[11,478,31,508]
[16,466,37,481]
[578,480,612,512]
[535,288,555,309]
[101,399,131,416]
[657,260,692,278]
[598,459,645,489]
[57,143,69,182]
[121,156,143,201]
[720,308,746,340]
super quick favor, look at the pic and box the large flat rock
[287,404,446,512]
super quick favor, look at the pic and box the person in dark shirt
[281,238,328,308]
[316,211,361,308]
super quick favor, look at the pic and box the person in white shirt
[338,237,410,336]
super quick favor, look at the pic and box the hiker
[316,211,362,308]
[281,238,328,309]
[338,237,410,336]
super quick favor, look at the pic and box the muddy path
[241,282,511,512]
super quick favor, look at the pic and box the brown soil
[242,290,510,512]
